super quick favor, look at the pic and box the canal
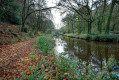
[54,36,119,71]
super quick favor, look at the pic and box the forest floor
[0,40,36,79]
[0,39,56,80]
[0,39,68,80]
[0,24,36,46]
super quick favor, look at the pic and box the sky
[46,0,64,29]
[44,0,100,29]
[46,0,96,29]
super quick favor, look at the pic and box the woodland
[0,0,119,80]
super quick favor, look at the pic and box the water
[54,36,119,70]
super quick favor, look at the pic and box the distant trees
[59,0,119,35]
[105,0,118,34]
[0,0,56,34]
[59,0,98,34]
[21,0,56,32]
[96,0,107,34]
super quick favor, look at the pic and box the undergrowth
[8,35,119,80]
[65,33,119,42]
[37,35,54,54]
[57,52,119,80]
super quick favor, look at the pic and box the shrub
[0,1,21,24]
[57,53,119,80]
[85,34,91,40]
[7,11,21,24]
[37,35,54,54]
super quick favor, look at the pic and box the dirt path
[0,40,36,79]
[0,39,73,80]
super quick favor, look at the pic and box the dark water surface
[54,36,119,70]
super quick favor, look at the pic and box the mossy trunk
[100,0,107,34]
[87,22,92,34]
[78,15,80,34]
[97,19,102,34]
[105,0,115,34]
[72,20,74,34]
[21,0,26,32]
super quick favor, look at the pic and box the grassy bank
[12,35,76,80]
[9,35,119,80]
[37,35,54,54]
[64,33,119,42]
[58,53,119,80]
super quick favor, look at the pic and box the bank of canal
[54,36,119,76]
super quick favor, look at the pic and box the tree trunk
[21,0,26,32]
[78,15,80,34]
[87,22,92,34]
[83,22,85,33]
[72,20,74,34]
[97,19,102,33]
[100,0,107,34]
[105,0,115,34]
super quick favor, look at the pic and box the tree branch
[24,6,58,24]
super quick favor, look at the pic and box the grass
[56,53,119,80]
[9,34,119,80]
[15,35,56,80]
[36,34,119,79]
[64,33,119,42]
[15,54,55,80]
[37,35,54,54]
[65,33,78,36]
[8,51,119,80]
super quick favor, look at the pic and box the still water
[54,36,119,70]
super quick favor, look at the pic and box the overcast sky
[46,0,96,29]
[46,0,64,29]
[46,0,101,29]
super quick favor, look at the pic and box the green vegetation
[37,35,54,54]
[57,0,119,42]
[1,0,119,80]
[11,38,119,80]
[0,0,21,24]
[0,0,55,45]
[65,33,119,42]
[15,54,54,80]
[57,53,119,80]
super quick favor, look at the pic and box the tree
[105,0,117,34]
[21,0,57,32]
[59,0,99,34]
[0,0,21,24]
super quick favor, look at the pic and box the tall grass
[37,35,54,54]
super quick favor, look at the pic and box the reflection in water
[54,36,119,70]
[54,38,66,55]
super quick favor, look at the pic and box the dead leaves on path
[0,40,35,67]
[0,40,59,80]
[0,40,73,80]
[0,40,36,79]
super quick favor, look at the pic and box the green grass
[65,33,119,42]
[10,34,119,80]
[37,35,54,54]
[65,33,78,36]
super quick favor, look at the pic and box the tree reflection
[56,37,119,69]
